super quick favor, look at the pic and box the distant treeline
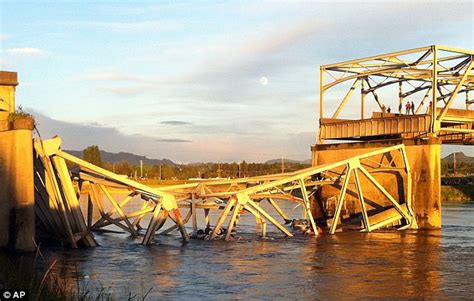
[81,145,310,180]
[441,161,474,176]
[80,145,474,179]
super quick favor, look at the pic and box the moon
[260,76,268,86]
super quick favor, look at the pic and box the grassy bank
[441,185,474,202]
[0,249,151,300]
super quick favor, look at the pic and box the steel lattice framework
[34,137,415,247]
[319,45,474,143]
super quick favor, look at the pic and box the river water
[39,201,474,300]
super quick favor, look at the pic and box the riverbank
[441,184,473,202]
[0,249,151,300]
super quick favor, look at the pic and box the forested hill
[442,152,474,164]
[65,149,176,166]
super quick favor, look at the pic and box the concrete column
[311,138,442,229]
[0,71,35,252]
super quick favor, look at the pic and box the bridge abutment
[311,138,441,229]
[0,72,35,252]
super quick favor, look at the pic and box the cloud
[30,109,314,163]
[156,138,192,143]
[65,20,184,33]
[160,120,192,125]
[85,18,324,101]
[6,47,42,55]
[84,72,148,82]
[0,33,9,41]
[96,85,149,97]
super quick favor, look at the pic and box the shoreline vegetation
[0,248,152,300]
[441,184,473,203]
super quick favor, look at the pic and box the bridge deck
[319,109,474,144]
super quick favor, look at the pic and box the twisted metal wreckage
[33,136,416,248]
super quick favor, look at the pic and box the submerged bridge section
[33,137,415,247]
[313,45,473,229]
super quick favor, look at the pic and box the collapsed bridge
[33,137,414,247]
[1,44,472,251]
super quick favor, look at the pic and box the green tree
[115,161,131,175]
[83,145,102,167]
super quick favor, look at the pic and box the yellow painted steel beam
[329,166,351,234]
[332,79,360,119]
[322,46,433,69]
[323,68,433,91]
[437,59,474,122]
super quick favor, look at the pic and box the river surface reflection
[40,202,474,300]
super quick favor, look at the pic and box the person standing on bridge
[411,101,415,115]
[426,100,432,114]
[405,102,410,115]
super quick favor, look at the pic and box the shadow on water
[30,202,474,300]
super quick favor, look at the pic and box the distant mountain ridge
[65,149,176,166]
[264,158,312,165]
[442,152,474,164]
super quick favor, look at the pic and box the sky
[0,0,473,163]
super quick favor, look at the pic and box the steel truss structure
[319,45,474,143]
[33,137,415,247]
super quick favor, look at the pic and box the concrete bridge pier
[311,138,442,229]
[0,71,35,252]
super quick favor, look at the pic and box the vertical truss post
[431,45,438,133]
[191,193,198,235]
[320,66,324,120]
[225,203,241,240]
[361,78,366,118]
[398,79,403,114]
[466,91,470,110]
[353,168,370,232]
[330,166,351,234]
[209,197,236,240]
[399,147,416,228]
[173,208,190,242]
[319,66,325,144]
[87,194,93,229]
[298,178,318,235]
[142,202,163,245]
[204,208,211,229]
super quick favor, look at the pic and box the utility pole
[140,160,143,179]
[281,156,285,173]
[238,162,241,178]
[159,165,162,180]
[217,163,222,178]
[453,152,457,175]
[113,163,115,173]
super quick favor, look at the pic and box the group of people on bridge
[403,101,416,115]
[380,100,433,117]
